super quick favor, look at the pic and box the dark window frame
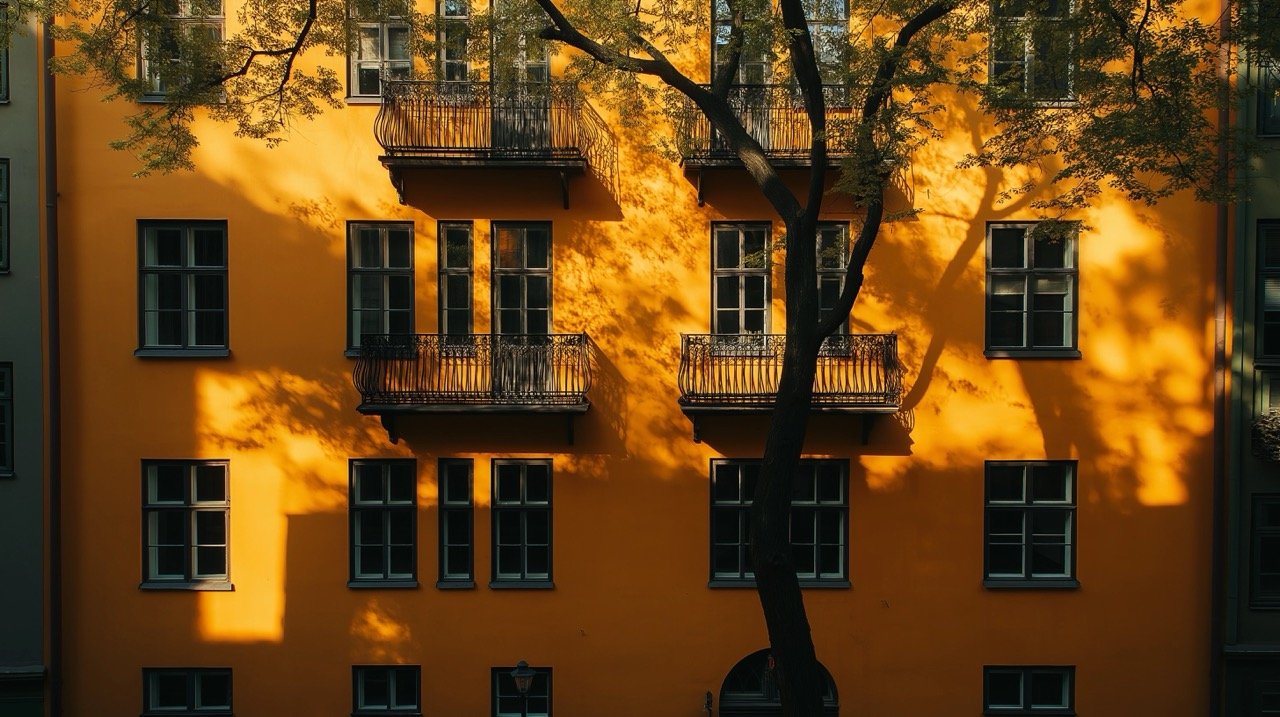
[985,222,1080,358]
[438,458,475,588]
[988,0,1075,105]
[1251,494,1280,609]
[438,221,474,340]
[0,363,11,477]
[141,460,232,590]
[136,220,229,357]
[1260,61,1280,137]
[709,459,850,588]
[347,221,415,353]
[1258,222,1280,362]
[0,41,8,103]
[491,666,551,717]
[982,665,1075,715]
[490,459,553,588]
[439,0,470,82]
[491,222,553,336]
[349,459,418,588]
[817,221,850,335]
[711,222,772,337]
[352,665,422,715]
[142,667,232,716]
[0,158,9,272]
[983,460,1078,588]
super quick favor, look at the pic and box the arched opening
[718,649,839,715]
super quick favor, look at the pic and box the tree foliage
[4,0,1267,712]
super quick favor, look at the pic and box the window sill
[344,348,362,359]
[489,580,554,589]
[348,579,419,589]
[135,348,231,359]
[353,711,421,717]
[984,710,1074,716]
[0,471,14,480]
[984,349,1081,360]
[1248,599,1280,610]
[140,581,234,591]
[436,579,476,590]
[709,579,851,589]
[983,578,1079,590]
[345,96,385,105]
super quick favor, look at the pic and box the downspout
[42,15,62,717]
[1208,2,1230,714]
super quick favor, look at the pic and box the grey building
[0,15,49,717]
[1225,50,1280,717]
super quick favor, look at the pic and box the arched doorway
[718,649,839,715]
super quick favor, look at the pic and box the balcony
[374,80,617,207]
[353,333,592,442]
[677,333,901,440]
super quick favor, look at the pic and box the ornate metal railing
[678,333,901,409]
[353,333,591,409]
[676,84,854,163]
[375,80,617,174]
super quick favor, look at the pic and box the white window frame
[142,460,231,588]
[350,19,412,98]
[139,0,225,100]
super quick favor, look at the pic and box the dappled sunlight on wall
[351,599,417,662]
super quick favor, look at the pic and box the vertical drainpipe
[42,15,62,717]
[1209,1,1230,714]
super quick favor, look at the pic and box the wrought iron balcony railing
[353,333,592,413]
[676,84,854,167]
[375,80,616,169]
[677,333,901,411]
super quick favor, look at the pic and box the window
[491,460,552,587]
[989,0,1072,103]
[492,666,550,717]
[711,0,770,83]
[1261,62,1280,136]
[438,458,474,586]
[1258,223,1280,360]
[143,668,231,715]
[983,666,1074,714]
[348,222,414,351]
[139,0,225,100]
[1252,495,1280,608]
[438,222,473,339]
[137,221,228,356]
[984,461,1076,587]
[353,666,421,714]
[817,222,849,333]
[142,460,230,589]
[0,40,8,103]
[349,460,417,586]
[440,0,470,81]
[719,649,839,716]
[804,0,849,86]
[492,223,552,336]
[350,20,411,98]
[986,222,1078,356]
[0,364,11,477]
[710,460,848,586]
[0,159,8,272]
[712,223,770,336]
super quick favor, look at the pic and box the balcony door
[491,7,551,154]
[712,223,770,352]
[492,223,552,397]
[711,0,772,153]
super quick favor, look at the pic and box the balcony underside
[358,401,590,415]
[680,152,846,170]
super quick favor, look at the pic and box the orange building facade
[52,4,1222,716]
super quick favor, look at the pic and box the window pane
[152,673,189,709]
[153,465,187,502]
[148,229,184,266]
[715,230,740,269]
[1030,465,1068,501]
[986,670,1022,708]
[388,511,414,544]
[393,669,417,708]
[1029,671,1067,707]
[197,672,231,709]
[496,464,522,502]
[363,670,390,707]
[525,465,549,502]
[987,466,1025,502]
[195,511,226,544]
[192,229,225,266]
[990,228,1026,268]
[194,465,226,502]
[526,228,551,269]
[195,545,226,577]
[386,229,412,268]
